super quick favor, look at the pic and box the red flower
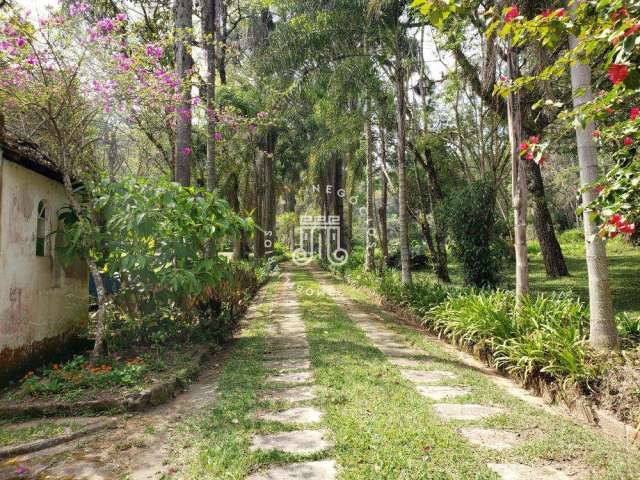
[504,5,519,22]
[610,213,623,225]
[619,222,636,234]
[595,184,605,193]
[624,136,634,146]
[612,7,629,22]
[592,130,601,137]
[525,151,534,161]
[608,64,629,84]
[519,141,529,152]
[555,8,565,17]
[529,135,540,144]
[541,9,551,18]
[631,107,640,120]
[606,107,615,114]
[624,23,640,37]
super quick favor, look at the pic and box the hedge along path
[305,265,640,480]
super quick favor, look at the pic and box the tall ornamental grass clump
[429,291,595,386]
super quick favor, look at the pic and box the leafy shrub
[57,177,262,347]
[559,228,584,244]
[617,312,640,342]
[442,180,503,288]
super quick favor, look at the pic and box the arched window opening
[36,200,48,257]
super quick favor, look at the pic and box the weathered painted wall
[0,155,88,382]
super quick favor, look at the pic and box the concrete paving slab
[250,429,332,454]
[246,460,336,480]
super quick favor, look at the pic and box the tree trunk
[414,146,450,282]
[202,0,217,191]
[378,120,389,269]
[365,109,376,272]
[395,60,412,284]
[568,14,618,350]
[450,39,568,278]
[333,154,345,252]
[506,45,529,305]
[61,172,107,362]
[526,161,569,277]
[174,0,193,186]
[286,190,297,251]
[253,150,265,259]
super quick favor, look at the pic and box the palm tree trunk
[568,5,617,349]
[378,120,389,268]
[365,107,376,271]
[395,59,412,284]
[506,44,529,305]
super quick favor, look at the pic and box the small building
[0,137,88,384]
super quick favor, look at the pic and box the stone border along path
[247,272,337,480]
[308,267,572,480]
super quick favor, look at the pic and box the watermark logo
[293,214,348,266]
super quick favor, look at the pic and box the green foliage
[18,355,148,400]
[442,180,503,288]
[617,312,640,341]
[429,291,594,386]
[56,177,266,346]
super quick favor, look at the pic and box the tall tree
[394,29,412,284]
[174,0,193,186]
[364,104,376,271]
[568,2,617,350]
[201,0,217,190]
[506,43,529,304]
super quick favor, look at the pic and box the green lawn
[167,267,640,479]
[414,234,640,316]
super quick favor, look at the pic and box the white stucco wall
[0,154,88,375]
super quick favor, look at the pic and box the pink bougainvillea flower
[630,106,640,120]
[518,141,529,152]
[145,43,162,59]
[214,131,223,141]
[15,37,26,48]
[525,151,534,161]
[257,111,269,119]
[592,129,601,137]
[116,13,127,21]
[504,5,519,22]
[182,146,192,155]
[608,64,629,84]
[541,9,551,18]
[624,136,634,146]
[70,2,90,16]
[529,135,539,144]
[96,18,114,34]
